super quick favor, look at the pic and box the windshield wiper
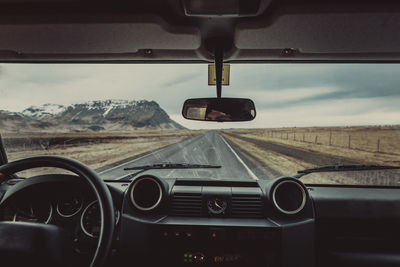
[124,163,221,171]
[119,163,221,180]
[295,163,400,178]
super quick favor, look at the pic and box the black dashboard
[1,175,400,267]
[117,176,314,267]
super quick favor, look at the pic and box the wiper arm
[119,163,221,181]
[295,163,400,179]
[124,163,221,171]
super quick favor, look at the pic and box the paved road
[99,131,259,181]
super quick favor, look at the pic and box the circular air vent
[130,176,163,211]
[272,179,306,215]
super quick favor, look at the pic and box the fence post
[293,132,296,141]
[348,135,351,149]
[329,131,332,146]
[303,133,305,142]
[377,138,380,152]
[315,135,318,144]
[286,133,288,140]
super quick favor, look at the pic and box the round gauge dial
[80,200,120,238]
[13,201,53,224]
[207,197,227,215]
[56,195,83,217]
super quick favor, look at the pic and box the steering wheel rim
[0,155,115,267]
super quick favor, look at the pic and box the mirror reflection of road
[100,131,259,180]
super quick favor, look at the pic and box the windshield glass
[1,64,400,185]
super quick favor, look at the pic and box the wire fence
[259,128,400,155]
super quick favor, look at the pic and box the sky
[0,63,400,129]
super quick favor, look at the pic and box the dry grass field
[223,126,400,165]
[222,126,400,185]
[1,130,203,177]
[2,126,400,185]
[222,133,360,184]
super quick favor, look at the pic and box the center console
[118,177,315,267]
[153,225,280,266]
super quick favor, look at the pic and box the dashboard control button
[174,231,181,238]
[185,231,193,238]
[162,231,169,238]
[193,253,205,264]
[183,253,205,264]
[183,253,193,263]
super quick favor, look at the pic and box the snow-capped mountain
[0,100,184,132]
[22,104,66,119]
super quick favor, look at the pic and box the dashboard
[119,176,314,267]
[1,174,400,267]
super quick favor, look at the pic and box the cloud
[164,72,200,88]
[0,63,399,129]
[247,86,336,108]
[256,97,400,127]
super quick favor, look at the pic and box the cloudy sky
[0,63,400,129]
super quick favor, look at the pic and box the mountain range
[0,100,184,132]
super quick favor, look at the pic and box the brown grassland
[223,126,400,165]
[2,126,400,185]
[222,125,400,185]
[2,130,203,177]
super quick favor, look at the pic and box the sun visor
[0,16,201,55]
[235,13,400,54]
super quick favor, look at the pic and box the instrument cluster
[0,190,120,245]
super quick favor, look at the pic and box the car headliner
[0,0,399,62]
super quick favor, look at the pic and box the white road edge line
[220,135,259,180]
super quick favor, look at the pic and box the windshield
[1,64,400,185]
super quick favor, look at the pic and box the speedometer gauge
[13,201,53,224]
[80,200,120,238]
[56,195,83,217]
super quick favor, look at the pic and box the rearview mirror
[182,98,256,122]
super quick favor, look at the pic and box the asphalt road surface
[99,131,259,181]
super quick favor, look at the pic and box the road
[99,131,259,181]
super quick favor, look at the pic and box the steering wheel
[0,156,115,267]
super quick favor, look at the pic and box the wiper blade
[295,163,400,178]
[119,163,221,181]
[124,163,221,171]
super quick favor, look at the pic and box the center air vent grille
[170,193,202,217]
[231,194,264,218]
